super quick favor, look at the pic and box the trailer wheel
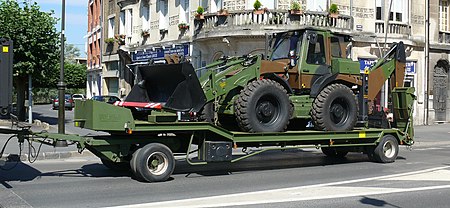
[100,158,130,171]
[135,143,175,182]
[372,135,399,163]
[311,83,358,131]
[235,79,291,132]
[130,148,144,180]
[321,147,348,158]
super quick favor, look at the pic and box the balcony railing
[375,20,411,36]
[195,10,353,39]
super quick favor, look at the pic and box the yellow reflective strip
[2,46,8,53]
[359,131,366,138]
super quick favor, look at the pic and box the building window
[142,4,150,31]
[441,0,449,31]
[119,10,125,35]
[108,17,115,38]
[390,0,407,22]
[376,0,382,20]
[306,0,326,12]
[125,9,133,37]
[211,0,223,12]
[158,0,168,29]
[180,0,190,23]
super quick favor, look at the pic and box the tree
[65,43,81,63]
[65,62,86,88]
[0,0,60,120]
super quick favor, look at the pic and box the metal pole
[28,74,32,124]
[57,0,66,134]
[424,0,430,125]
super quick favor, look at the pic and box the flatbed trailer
[0,88,415,183]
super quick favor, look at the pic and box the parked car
[92,95,121,104]
[52,94,74,110]
[72,94,85,100]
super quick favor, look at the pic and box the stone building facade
[94,0,450,125]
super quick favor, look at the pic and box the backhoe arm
[367,42,406,101]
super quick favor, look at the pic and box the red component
[113,101,162,109]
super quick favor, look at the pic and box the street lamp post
[57,0,66,134]
[56,0,68,147]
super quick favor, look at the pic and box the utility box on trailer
[0,38,13,116]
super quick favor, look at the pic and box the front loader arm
[367,42,406,101]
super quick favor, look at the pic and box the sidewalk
[0,118,92,162]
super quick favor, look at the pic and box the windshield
[270,31,303,61]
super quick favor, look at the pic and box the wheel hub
[258,102,274,117]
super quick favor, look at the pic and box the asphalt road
[0,123,450,207]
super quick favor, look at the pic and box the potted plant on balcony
[141,29,150,37]
[178,22,189,30]
[195,6,205,20]
[290,1,302,15]
[104,37,116,45]
[329,3,339,18]
[253,0,265,14]
[218,8,229,16]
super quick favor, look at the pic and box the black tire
[135,143,175,182]
[130,148,144,180]
[199,102,214,123]
[372,135,399,163]
[311,83,358,131]
[101,158,130,171]
[235,79,291,132]
[321,147,348,158]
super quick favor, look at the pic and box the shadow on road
[0,150,396,183]
[173,149,372,178]
[32,111,71,125]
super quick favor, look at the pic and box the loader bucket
[125,62,206,112]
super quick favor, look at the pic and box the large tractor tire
[311,83,358,131]
[235,79,291,132]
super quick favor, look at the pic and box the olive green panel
[290,95,313,118]
[331,58,361,75]
[73,100,135,131]
[392,87,416,137]
[199,56,261,103]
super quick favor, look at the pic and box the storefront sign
[132,44,189,62]
[359,58,416,74]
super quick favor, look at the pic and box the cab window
[306,34,325,65]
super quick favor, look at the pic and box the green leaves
[0,0,59,80]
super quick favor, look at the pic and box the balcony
[103,70,119,78]
[375,20,411,37]
[439,31,450,44]
[194,10,353,40]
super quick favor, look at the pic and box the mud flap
[125,62,206,112]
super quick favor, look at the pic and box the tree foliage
[0,0,59,79]
[65,43,81,63]
[0,0,60,120]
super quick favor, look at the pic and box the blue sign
[359,59,377,71]
[132,44,189,62]
[405,61,415,74]
[359,58,416,74]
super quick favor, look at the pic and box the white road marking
[106,166,450,208]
